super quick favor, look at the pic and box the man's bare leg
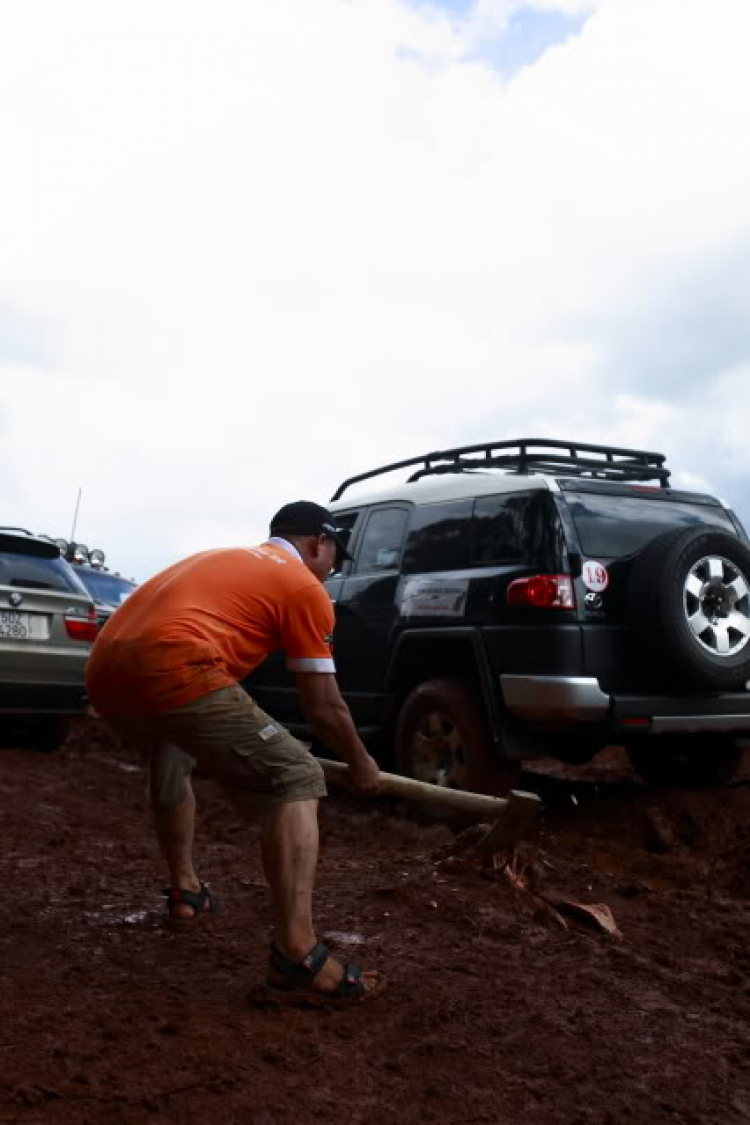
[260,799,318,957]
[260,798,378,993]
[151,776,202,921]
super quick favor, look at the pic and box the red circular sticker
[582,560,609,593]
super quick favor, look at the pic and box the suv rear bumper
[500,674,750,736]
[501,675,610,723]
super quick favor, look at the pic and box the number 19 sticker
[582,560,609,593]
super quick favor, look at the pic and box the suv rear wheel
[395,677,516,796]
[626,735,743,788]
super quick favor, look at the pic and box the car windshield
[77,569,136,606]
[564,491,736,558]
[0,551,84,593]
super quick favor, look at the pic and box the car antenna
[70,486,82,542]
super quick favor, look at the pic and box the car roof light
[89,548,106,567]
[72,542,89,563]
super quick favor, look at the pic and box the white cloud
[0,0,749,579]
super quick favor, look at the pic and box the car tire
[626,735,743,788]
[628,527,750,691]
[395,677,517,798]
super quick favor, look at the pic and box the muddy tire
[395,677,516,797]
[627,736,743,788]
[628,527,750,691]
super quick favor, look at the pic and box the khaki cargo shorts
[108,684,326,813]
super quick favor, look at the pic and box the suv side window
[402,499,473,573]
[354,508,409,573]
[472,491,564,568]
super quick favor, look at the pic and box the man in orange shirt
[86,501,383,1004]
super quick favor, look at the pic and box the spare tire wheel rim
[411,710,467,788]
[683,554,750,656]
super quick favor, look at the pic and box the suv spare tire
[395,677,517,798]
[629,526,750,691]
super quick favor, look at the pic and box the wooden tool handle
[317,757,512,819]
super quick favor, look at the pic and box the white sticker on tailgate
[582,560,609,592]
[401,578,469,618]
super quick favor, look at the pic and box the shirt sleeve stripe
[286,656,337,673]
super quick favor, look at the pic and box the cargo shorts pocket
[232,719,287,756]
[230,729,321,795]
[229,714,324,801]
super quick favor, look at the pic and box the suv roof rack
[330,438,671,501]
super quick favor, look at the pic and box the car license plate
[0,610,31,639]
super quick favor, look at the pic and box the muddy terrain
[1,725,748,1125]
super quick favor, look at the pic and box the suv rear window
[0,551,84,593]
[75,568,135,606]
[565,491,736,557]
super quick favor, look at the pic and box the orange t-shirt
[85,541,335,716]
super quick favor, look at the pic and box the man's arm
[295,672,380,794]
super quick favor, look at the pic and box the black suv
[247,439,750,788]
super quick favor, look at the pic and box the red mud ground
[1,724,748,1125]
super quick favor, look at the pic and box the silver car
[0,527,97,750]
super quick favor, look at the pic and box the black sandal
[261,942,384,1006]
[163,883,222,931]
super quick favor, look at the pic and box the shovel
[317,758,542,848]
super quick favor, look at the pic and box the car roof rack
[330,438,671,501]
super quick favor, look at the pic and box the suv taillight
[65,606,98,642]
[506,575,575,610]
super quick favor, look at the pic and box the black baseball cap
[269,500,352,560]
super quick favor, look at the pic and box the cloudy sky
[1,0,749,580]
